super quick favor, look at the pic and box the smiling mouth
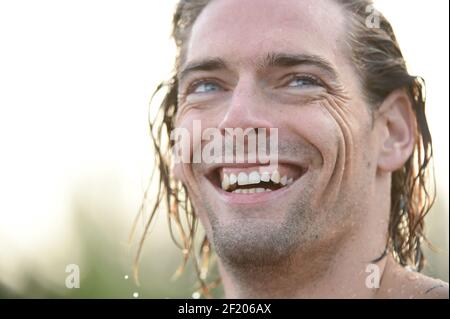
[207,164,307,194]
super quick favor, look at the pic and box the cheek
[175,111,220,164]
[285,94,372,205]
[173,112,220,199]
[176,100,226,129]
[284,103,340,170]
[171,116,199,193]
[319,95,372,167]
[318,95,374,202]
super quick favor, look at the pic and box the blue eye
[191,81,221,94]
[287,76,320,88]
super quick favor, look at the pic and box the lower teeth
[232,188,273,193]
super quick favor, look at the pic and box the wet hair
[132,0,435,297]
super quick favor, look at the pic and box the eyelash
[281,74,324,88]
[186,78,224,95]
[184,74,325,95]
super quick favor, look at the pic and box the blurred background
[0,0,448,298]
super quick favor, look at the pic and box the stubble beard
[204,189,319,270]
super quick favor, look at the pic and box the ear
[375,89,416,172]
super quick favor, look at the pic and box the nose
[216,77,278,165]
[217,78,273,133]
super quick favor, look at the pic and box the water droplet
[133,292,139,298]
[192,292,201,299]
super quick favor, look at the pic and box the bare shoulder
[401,270,449,299]
[379,258,449,299]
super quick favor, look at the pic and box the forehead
[186,0,348,68]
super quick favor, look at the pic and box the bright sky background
[0,0,448,289]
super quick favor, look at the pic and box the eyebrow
[178,52,339,82]
[264,52,338,80]
[179,58,227,82]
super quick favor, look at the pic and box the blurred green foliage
[0,180,223,299]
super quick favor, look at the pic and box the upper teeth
[249,171,260,184]
[260,172,271,182]
[221,169,294,192]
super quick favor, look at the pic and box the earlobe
[376,89,416,172]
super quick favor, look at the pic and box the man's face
[175,0,378,266]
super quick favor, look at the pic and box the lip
[205,162,308,205]
[202,158,308,177]
[214,180,297,204]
